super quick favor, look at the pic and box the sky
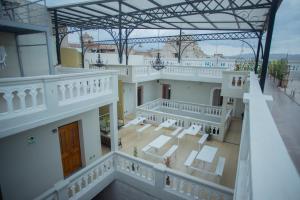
[46,0,300,56]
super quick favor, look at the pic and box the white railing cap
[0,70,118,84]
[245,72,300,200]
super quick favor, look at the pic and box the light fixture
[151,30,165,71]
[94,29,104,68]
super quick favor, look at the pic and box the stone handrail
[136,107,224,141]
[35,151,234,200]
[138,98,224,118]
[0,71,118,138]
[102,65,228,83]
[234,72,300,200]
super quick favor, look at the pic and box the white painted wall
[138,80,160,104]
[18,33,50,76]
[158,80,221,105]
[0,32,21,78]
[123,82,137,115]
[0,109,101,200]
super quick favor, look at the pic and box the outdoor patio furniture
[215,157,226,183]
[198,134,209,149]
[171,127,183,136]
[184,150,198,167]
[196,145,218,170]
[163,145,178,160]
[123,117,146,128]
[154,119,177,131]
[148,135,172,151]
[137,124,152,133]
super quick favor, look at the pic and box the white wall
[158,80,221,105]
[0,32,21,78]
[138,80,160,104]
[0,109,101,200]
[123,82,137,115]
[18,33,50,76]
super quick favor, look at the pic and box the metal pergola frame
[48,0,282,91]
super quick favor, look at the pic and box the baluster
[3,93,12,113]
[68,185,76,198]
[60,84,66,101]
[31,89,37,107]
[18,90,26,110]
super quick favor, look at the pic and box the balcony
[0,71,118,138]
[99,65,227,83]
[136,98,233,142]
[36,151,234,200]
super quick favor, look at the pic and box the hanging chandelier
[151,30,165,71]
[94,29,104,67]
[151,52,165,71]
[95,52,104,67]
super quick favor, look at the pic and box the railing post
[154,164,166,193]
[109,101,119,151]
[54,180,69,200]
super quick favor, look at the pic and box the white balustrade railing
[137,98,225,120]
[0,80,46,119]
[36,151,233,200]
[0,71,118,137]
[165,169,233,200]
[115,152,155,185]
[136,107,224,141]
[67,153,114,200]
[103,65,227,83]
[234,72,300,200]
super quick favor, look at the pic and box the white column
[109,101,118,151]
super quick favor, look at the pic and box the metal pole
[125,29,129,65]
[260,0,279,91]
[15,34,24,77]
[45,31,54,74]
[178,29,182,63]
[80,28,84,68]
[118,0,123,64]
[54,10,61,65]
[254,31,263,74]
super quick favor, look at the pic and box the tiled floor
[118,116,242,188]
[265,77,300,173]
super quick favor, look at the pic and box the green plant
[205,126,212,141]
[164,156,171,168]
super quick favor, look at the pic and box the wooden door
[162,84,171,99]
[137,86,143,106]
[212,89,223,106]
[58,121,82,177]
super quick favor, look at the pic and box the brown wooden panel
[58,121,82,177]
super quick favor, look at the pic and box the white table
[154,119,177,131]
[148,135,171,150]
[184,125,201,136]
[196,145,218,170]
[123,117,146,127]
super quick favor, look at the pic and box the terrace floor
[118,115,242,188]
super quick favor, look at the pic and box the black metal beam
[260,0,279,91]
[178,29,182,63]
[255,31,263,74]
[118,0,122,64]
[80,28,84,68]
[54,10,61,65]
[90,31,259,45]
[48,0,272,31]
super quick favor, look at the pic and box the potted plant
[205,126,212,141]
[164,156,171,168]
